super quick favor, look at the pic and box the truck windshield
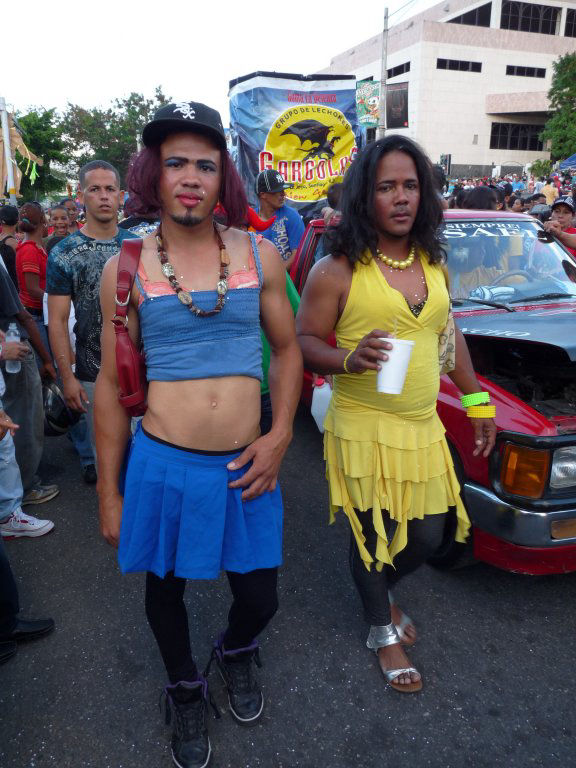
[442,218,576,306]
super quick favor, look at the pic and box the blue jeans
[69,416,95,467]
[79,380,96,461]
[30,314,51,369]
[0,430,23,522]
[0,350,43,495]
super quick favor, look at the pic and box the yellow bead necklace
[375,244,416,270]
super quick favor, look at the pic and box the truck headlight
[501,444,550,498]
[550,447,576,490]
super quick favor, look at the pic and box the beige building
[321,0,576,176]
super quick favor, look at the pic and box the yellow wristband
[467,405,496,419]
[343,350,354,374]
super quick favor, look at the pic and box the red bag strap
[114,239,143,321]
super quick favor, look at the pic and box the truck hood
[457,304,576,361]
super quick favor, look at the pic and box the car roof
[444,210,531,220]
[308,210,534,228]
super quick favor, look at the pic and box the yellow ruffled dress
[324,252,470,570]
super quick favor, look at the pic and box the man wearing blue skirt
[94,102,302,768]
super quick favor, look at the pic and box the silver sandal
[366,623,423,693]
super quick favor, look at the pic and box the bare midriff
[142,376,261,451]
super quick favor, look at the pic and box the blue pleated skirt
[118,427,283,579]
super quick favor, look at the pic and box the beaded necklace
[375,244,428,317]
[155,223,230,318]
[375,244,416,270]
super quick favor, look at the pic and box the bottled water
[5,323,21,374]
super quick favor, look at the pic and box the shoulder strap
[248,231,264,289]
[115,239,143,320]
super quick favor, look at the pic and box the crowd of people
[0,100,573,768]
[444,171,574,220]
[435,171,576,255]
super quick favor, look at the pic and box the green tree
[541,53,576,161]
[16,108,67,199]
[61,87,171,183]
[529,158,552,179]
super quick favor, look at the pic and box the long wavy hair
[328,135,446,265]
[125,140,248,228]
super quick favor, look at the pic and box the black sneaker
[82,464,97,485]
[207,634,264,726]
[163,678,215,768]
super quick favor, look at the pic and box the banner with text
[356,80,380,128]
[229,72,362,218]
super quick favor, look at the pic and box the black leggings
[145,567,279,684]
[349,509,447,626]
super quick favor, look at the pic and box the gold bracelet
[467,405,496,419]
[343,350,354,374]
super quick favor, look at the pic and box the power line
[389,0,418,20]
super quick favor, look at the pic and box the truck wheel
[427,444,473,570]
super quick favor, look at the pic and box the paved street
[1,407,575,768]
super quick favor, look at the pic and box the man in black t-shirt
[0,264,57,505]
[0,206,20,288]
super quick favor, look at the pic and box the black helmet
[43,381,81,437]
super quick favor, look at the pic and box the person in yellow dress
[297,136,497,693]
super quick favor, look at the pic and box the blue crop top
[136,232,263,382]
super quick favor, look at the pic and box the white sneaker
[0,508,55,539]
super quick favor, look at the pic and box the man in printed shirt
[47,160,137,460]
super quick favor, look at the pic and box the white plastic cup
[376,338,415,395]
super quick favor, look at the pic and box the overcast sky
[4,0,434,126]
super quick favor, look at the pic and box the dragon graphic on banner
[229,72,362,218]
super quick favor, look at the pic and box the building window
[566,9,576,36]
[506,65,546,77]
[501,1,560,35]
[387,62,410,79]
[490,122,544,151]
[448,2,492,26]
[437,58,482,72]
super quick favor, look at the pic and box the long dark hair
[328,135,445,265]
[126,142,248,228]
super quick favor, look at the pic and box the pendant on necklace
[178,291,193,306]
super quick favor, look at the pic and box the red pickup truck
[291,210,576,576]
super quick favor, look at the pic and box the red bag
[112,239,148,417]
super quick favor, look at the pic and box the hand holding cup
[345,330,394,374]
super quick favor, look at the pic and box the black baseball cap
[0,204,18,225]
[552,195,575,213]
[142,102,227,150]
[255,169,293,195]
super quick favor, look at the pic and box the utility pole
[377,7,389,141]
[0,97,17,204]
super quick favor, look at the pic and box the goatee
[170,212,204,228]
